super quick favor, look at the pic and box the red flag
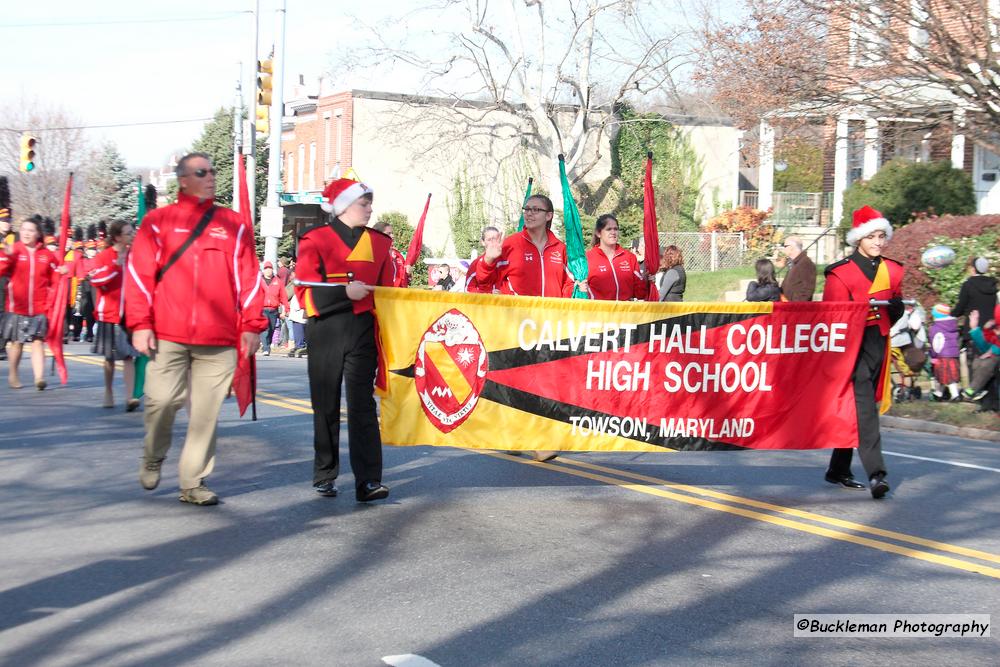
[405,193,432,268]
[642,153,661,302]
[232,154,256,417]
[44,174,74,384]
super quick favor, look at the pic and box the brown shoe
[532,451,558,462]
[179,484,218,506]
[126,398,141,412]
[139,459,163,490]
[35,379,46,391]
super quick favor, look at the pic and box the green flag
[515,177,533,232]
[133,177,148,399]
[558,155,588,299]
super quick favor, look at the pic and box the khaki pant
[143,340,237,490]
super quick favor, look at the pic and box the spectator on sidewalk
[928,304,962,401]
[746,259,782,302]
[962,307,1000,408]
[952,257,998,411]
[779,236,816,302]
[655,245,686,302]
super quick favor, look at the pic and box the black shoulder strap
[156,206,216,282]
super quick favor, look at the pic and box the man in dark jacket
[953,257,998,411]
[780,236,817,302]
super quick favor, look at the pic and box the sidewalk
[882,415,1000,443]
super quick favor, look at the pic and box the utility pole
[260,0,287,267]
[233,65,243,212]
[244,0,259,232]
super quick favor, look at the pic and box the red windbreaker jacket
[0,242,59,316]
[464,255,496,293]
[262,276,290,310]
[584,245,648,301]
[476,229,574,297]
[89,246,127,324]
[125,193,266,346]
[389,247,409,287]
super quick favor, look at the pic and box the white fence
[656,231,746,273]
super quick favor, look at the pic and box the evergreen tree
[78,143,137,227]
[187,107,269,213]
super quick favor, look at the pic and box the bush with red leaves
[888,213,1000,308]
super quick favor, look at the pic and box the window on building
[287,152,295,193]
[297,143,305,193]
[309,142,317,191]
[847,122,866,185]
[850,0,889,68]
[908,0,929,60]
[335,111,343,165]
[323,115,331,181]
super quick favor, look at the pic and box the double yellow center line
[62,354,1000,579]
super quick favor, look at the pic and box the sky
[1,0,739,170]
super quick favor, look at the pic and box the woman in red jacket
[580,214,648,301]
[89,220,139,410]
[0,217,63,390]
[476,194,575,298]
[478,194,575,461]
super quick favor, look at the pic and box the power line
[0,12,248,28]
[1,118,215,133]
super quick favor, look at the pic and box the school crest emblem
[414,309,489,433]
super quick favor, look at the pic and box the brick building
[756,0,1000,225]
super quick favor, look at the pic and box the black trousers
[261,308,279,351]
[306,311,382,489]
[828,326,888,480]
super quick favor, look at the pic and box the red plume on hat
[847,205,893,246]
[320,177,373,215]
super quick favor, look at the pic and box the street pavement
[1,342,998,666]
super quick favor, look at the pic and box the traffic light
[255,106,270,135]
[19,134,37,173]
[257,58,273,106]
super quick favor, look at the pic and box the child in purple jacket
[929,304,961,400]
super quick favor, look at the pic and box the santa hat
[320,178,372,215]
[846,205,893,246]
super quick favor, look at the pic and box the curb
[882,415,1000,443]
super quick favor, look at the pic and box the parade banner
[376,289,871,452]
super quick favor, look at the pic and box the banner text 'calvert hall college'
[376,289,869,453]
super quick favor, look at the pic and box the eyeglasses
[184,168,216,178]
[522,206,551,214]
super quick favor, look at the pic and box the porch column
[952,108,966,169]
[758,119,775,210]
[863,118,879,178]
[832,115,850,227]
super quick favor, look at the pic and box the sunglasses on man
[185,168,217,178]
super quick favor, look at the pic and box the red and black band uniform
[822,252,904,482]
[294,218,394,491]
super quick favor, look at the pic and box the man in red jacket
[125,153,266,506]
[259,260,289,356]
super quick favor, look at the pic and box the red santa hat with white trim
[320,177,373,215]
[846,205,893,246]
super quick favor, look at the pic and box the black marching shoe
[869,473,890,500]
[356,481,389,502]
[313,480,338,497]
[824,472,865,489]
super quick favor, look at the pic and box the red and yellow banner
[376,289,869,452]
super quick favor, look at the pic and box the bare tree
[333,0,698,188]
[697,0,1000,157]
[0,97,92,219]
